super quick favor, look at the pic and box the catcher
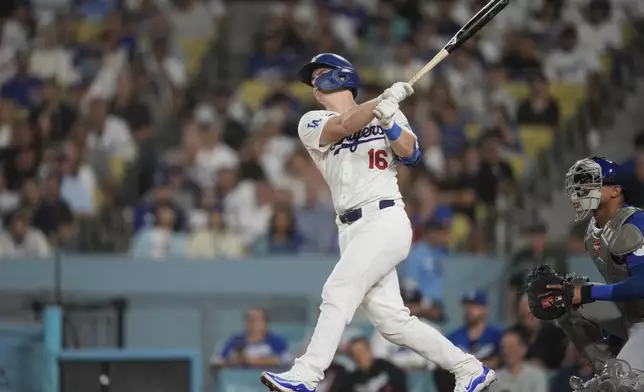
[525,157,644,390]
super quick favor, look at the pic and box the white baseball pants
[291,204,478,385]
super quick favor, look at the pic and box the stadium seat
[548,82,587,122]
[519,125,554,158]
[507,154,526,179]
[287,82,314,104]
[77,21,104,43]
[110,157,127,185]
[622,23,635,47]
[503,82,529,101]
[450,214,472,250]
[238,79,271,111]
[465,123,480,142]
[358,68,379,84]
[178,38,209,78]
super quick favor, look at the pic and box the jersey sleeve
[297,110,336,153]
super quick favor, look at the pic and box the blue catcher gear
[297,53,360,98]
[565,156,627,220]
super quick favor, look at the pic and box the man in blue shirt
[399,218,450,323]
[212,307,291,369]
[447,291,503,370]
[0,51,41,109]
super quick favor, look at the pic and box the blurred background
[0,0,642,391]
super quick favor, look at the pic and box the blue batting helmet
[297,53,360,98]
[565,156,627,220]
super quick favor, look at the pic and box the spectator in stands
[516,73,560,127]
[438,154,477,222]
[0,209,50,257]
[507,221,567,323]
[488,108,521,152]
[32,173,74,245]
[110,68,155,195]
[191,108,239,189]
[0,36,17,87]
[341,337,407,392]
[400,218,449,323]
[28,24,79,87]
[625,151,644,208]
[144,35,187,104]
[87,97,137,162]
[1,50,42,109]
[474,130,514,206]
[472,64,517,125]
[131,202,187,259]
[526,0,566,49]
[444,50,485,113]
[168,0,218,41]
[621,129,644,177]
[1,1,32,51]
[29,78,77,144]
[448,291,504,370]
[513,294,568,370]
[490,328,549,392]
[544,25,600,84]
[410,175,453,241]
[434,0,462,38]
[76,185,130,253]
[550,346,594,392]
[295,181,336,254]
[193,86,248,150]
[134,177,188,233]
[437,102,467,156]
[0,173,19,224]
[212,307,290,369]
[577,0,623,60]
[59,141,96,217]
[500,33,542,80]
[380,39,431,93]
[0,98,13,148]
[252,107,297,186]
[11,178,39,224]
[253,207,302,256]
[418,119,445,177]
[187,207,246,259]
[248,32,294,80]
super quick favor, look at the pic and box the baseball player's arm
[575,216,644,303]
[319,99,380,146]
[374,100,420,165]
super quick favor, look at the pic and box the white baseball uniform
[289,109,478,386]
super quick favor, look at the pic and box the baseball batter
[260,53,496,392]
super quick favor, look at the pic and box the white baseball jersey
[297,109,415,214]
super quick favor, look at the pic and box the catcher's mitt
[524,264,575,320]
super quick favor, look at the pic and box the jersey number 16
[368,149,388,170]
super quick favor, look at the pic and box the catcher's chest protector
[585,206,644,324]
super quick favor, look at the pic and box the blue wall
[0,254,602,391]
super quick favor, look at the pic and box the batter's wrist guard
[384,122,402,141]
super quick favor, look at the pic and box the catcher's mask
[565,157,624,221]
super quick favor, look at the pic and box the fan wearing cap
[448,291,503,370]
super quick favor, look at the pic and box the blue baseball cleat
[454,365,496,392]
[260,371,316,392]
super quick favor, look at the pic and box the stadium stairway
[538,77,644,240]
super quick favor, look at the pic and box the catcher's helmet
[297,53,360,98]
[565,157,627,220]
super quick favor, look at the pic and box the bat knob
[373,109,382,120]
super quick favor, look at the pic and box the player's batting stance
[525,157,644,391]
[260,53,496,392]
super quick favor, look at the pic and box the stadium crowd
[0,0,641,261]
[0,0,642,391]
